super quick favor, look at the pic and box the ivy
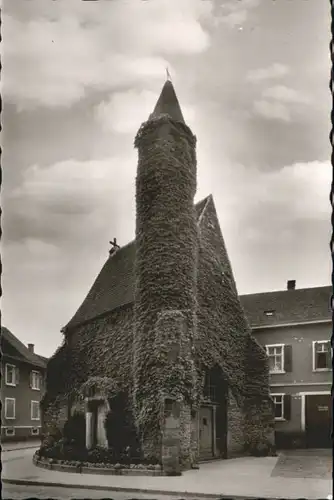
[42,110,274,465]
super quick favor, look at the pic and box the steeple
[149,79,185,124]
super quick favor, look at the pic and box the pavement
[2,446,333,500]
[1,439,41,452]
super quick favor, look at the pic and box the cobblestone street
[271,449,332,480]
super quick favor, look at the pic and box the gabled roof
[149,80,185,123]
[65,196,211,330]
[239,286,332,328]
[1,326,47,368]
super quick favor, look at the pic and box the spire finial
[166,67,172,82]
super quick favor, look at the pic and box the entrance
[305,394,332,448]
[199,406,213,459]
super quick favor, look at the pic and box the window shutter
[283,394,291,420]
[15,367,20,385]
[29,371,33,388]
[284,345,292,372]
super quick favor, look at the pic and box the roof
[239,286,332,328]
[149,80,185,123]
[65,196,211,330]
[1,326,47,368]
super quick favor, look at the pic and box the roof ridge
[240,285,331,297]
[196,194,212,225]
[1,326,47,367]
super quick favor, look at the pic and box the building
[1,326,47,441]
[43,79,275,474]
[240,281,332,449]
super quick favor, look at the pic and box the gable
[2,337,26,360]
[64,196,211,331]
[1,327,46,369]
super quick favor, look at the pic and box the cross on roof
[109,238,120,256]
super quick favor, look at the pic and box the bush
[63,411,85,448]
[104,394,141,460]
[87,446,113,464]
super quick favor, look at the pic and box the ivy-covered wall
[42,101,274,467]
[196,196,275,453]
[133,115,199,458]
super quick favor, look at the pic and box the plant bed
[33,451,165,476]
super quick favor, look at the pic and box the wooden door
[305,394,332,448]
[199,406,213,459]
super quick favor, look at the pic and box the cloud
[253,99,291,121]
[246,63,289,83]
[220,160,331,223]
[5,156,137,246]
[3,0,214,110]
[216,0,260,28]
[263,85,311,104]
[95,89,196,135]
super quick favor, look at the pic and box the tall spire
[149,79,185,124]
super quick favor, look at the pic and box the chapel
[43,79,275,473]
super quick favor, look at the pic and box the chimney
[287,280,296,291]
[27,343,34,353]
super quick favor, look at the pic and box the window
[5,398,16,419]
[313,341,331,371]
[31,371,41,390]
[5,427,15,436]
[266,344,285,373]
[5,364,16,386]
[31,427,39,436]
[272,394,284,419]
[31,401,40,420]
[271,393,291,421]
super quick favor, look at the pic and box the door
[305,394,332,448]
[199,406,213,458]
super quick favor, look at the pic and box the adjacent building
[1,326,47,441]
[43,79,275,474]
[240,281,332,449]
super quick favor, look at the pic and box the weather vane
[166,67,172,81]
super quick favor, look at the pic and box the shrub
[87,446,112,464]
[104,394,141,460]
[63,411,85,448]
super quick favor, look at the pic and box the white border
[299,391,331,431]
[31,400,41,420]
[312,340,331,372]
[5,364,16,386]
[266,343,285,374]
[5,427,15,436]
[5,398,16,419]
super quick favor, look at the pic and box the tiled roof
[65,196,211,330]
[1,326,47,368]
[239,286,332,328]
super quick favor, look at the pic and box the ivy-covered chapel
[43,79,275,474]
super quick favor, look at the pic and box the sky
[1,0,331,358]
